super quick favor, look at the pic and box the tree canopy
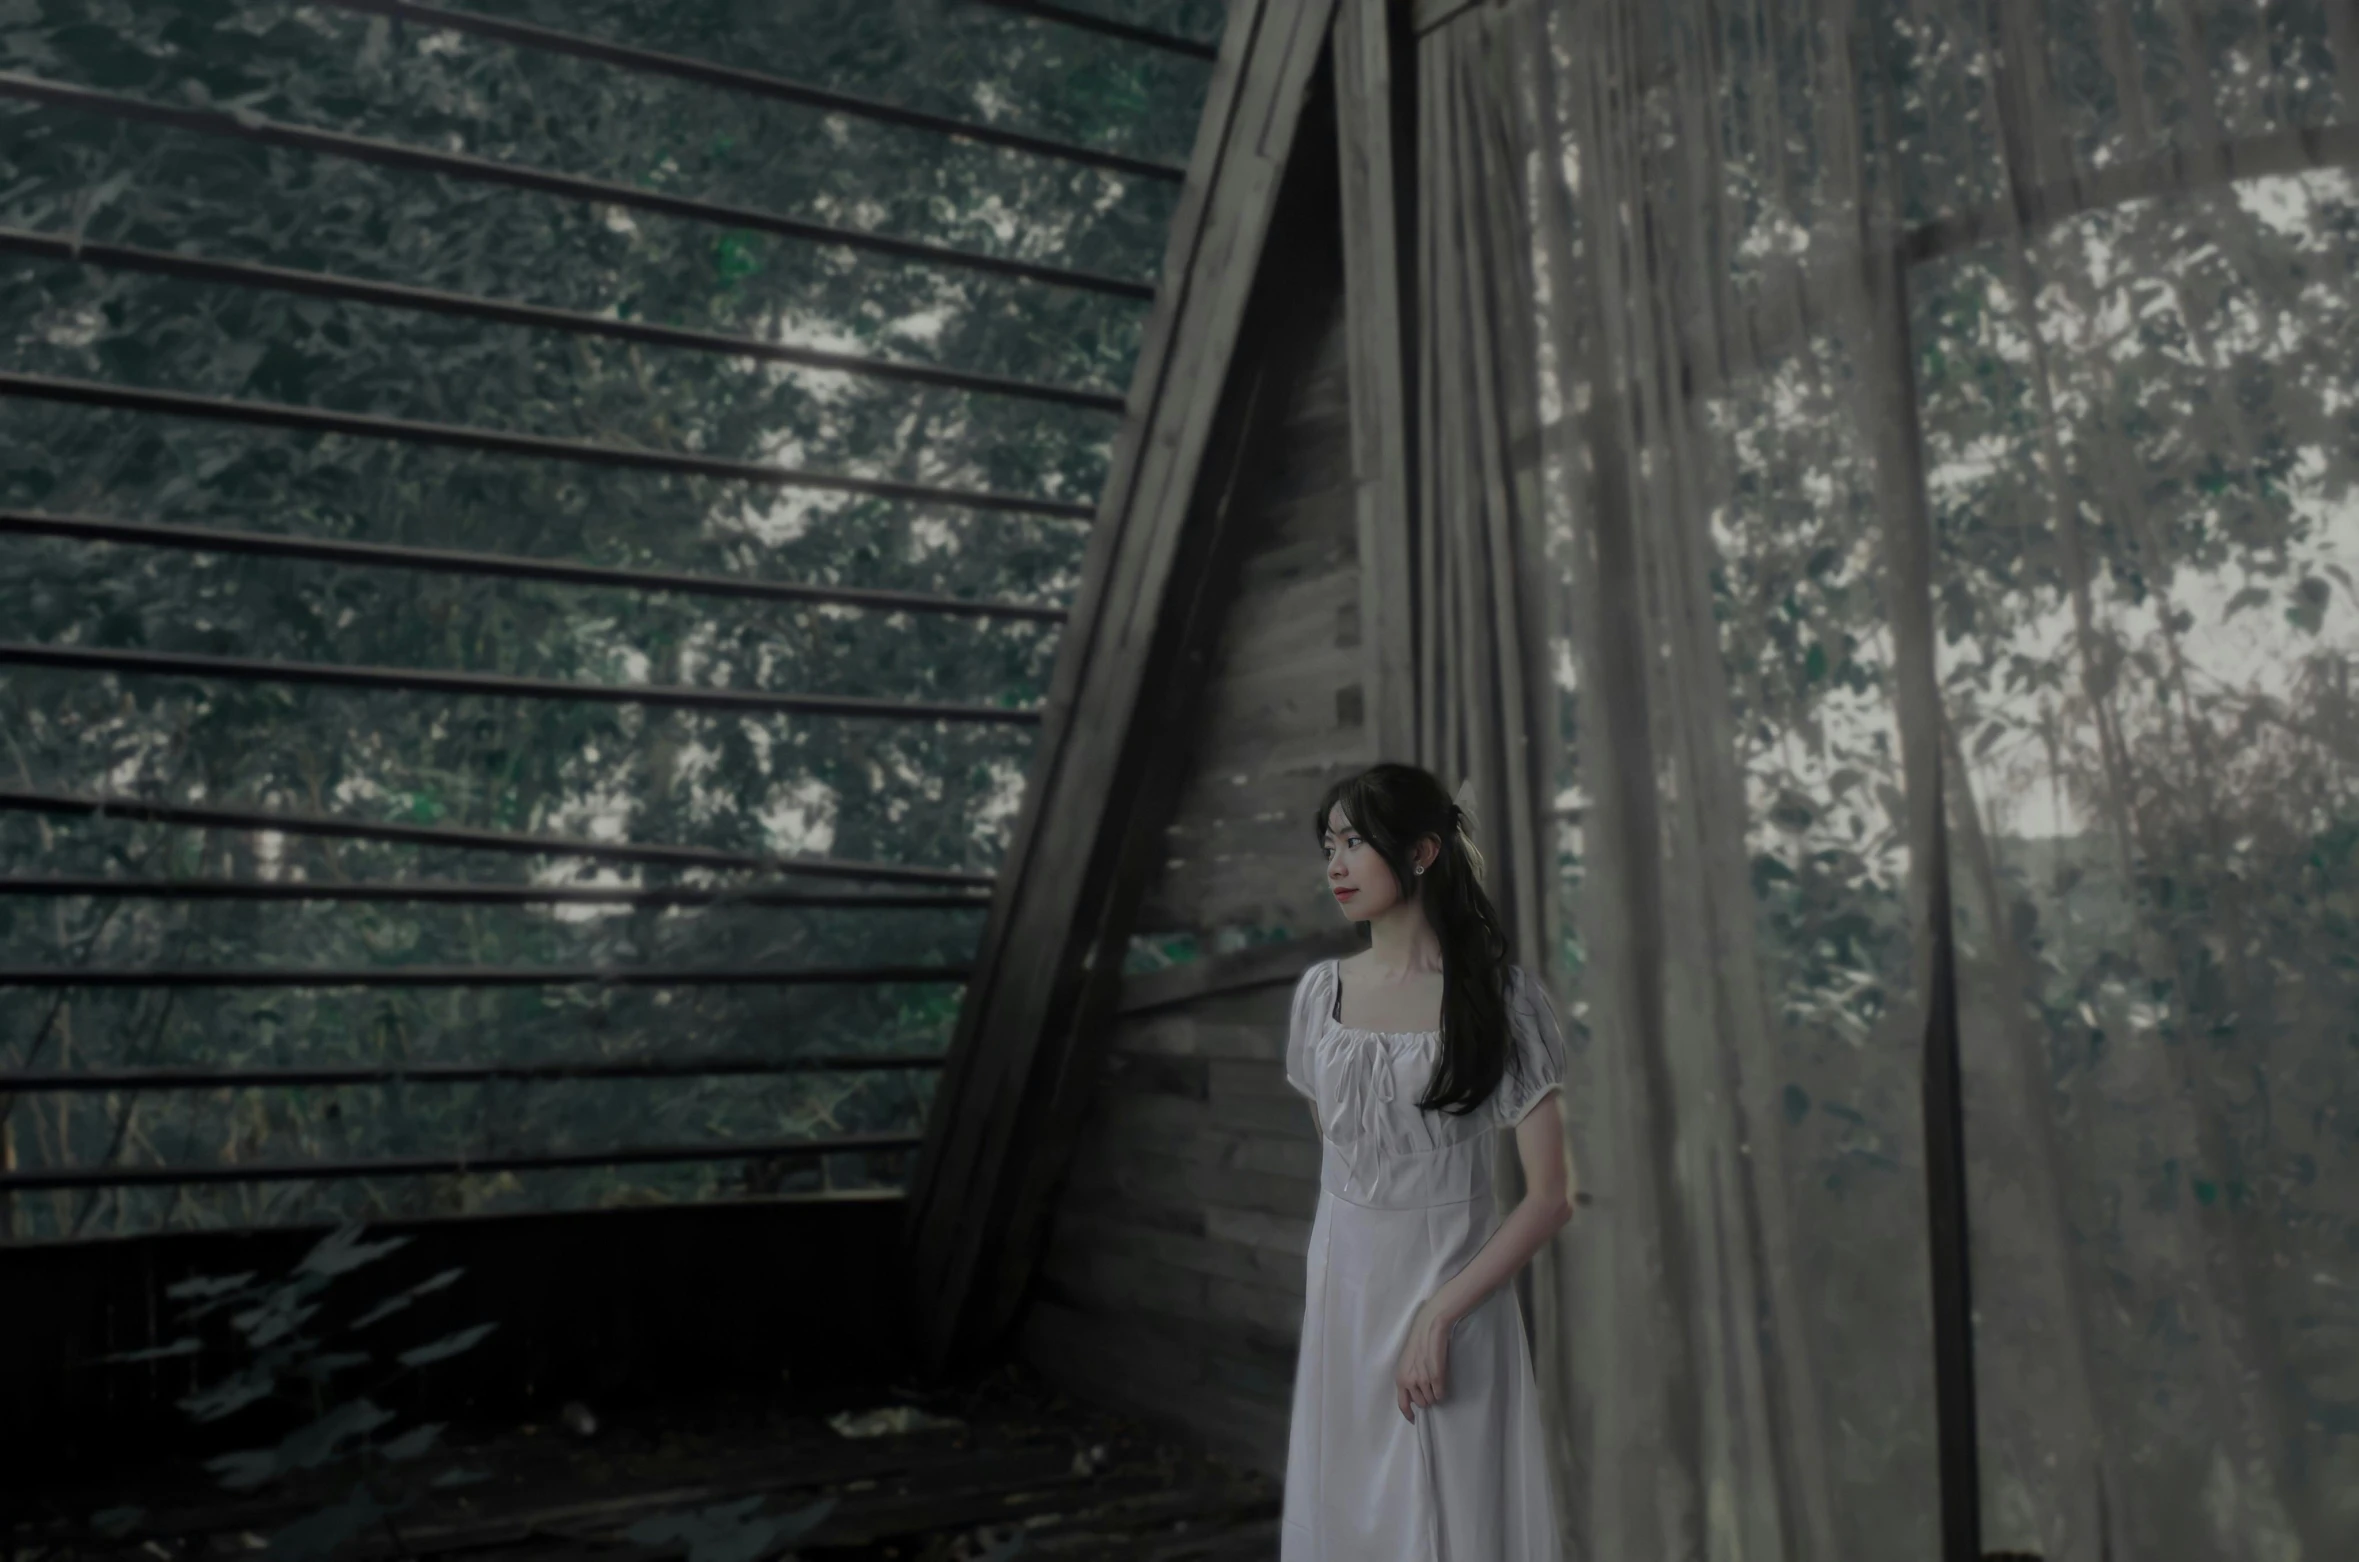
[0,0,1220,1235]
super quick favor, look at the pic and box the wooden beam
[901,0,1345,1372]
[1114,929,1363,1017]
[1334,0,1420,761]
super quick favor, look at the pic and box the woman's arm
[1394,1095,1576,1419]
[1433,1092,1575,1321]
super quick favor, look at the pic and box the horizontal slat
[1106,1011,1288,1064]
[0,1130,922,1192]
[0,789,995,885]
[1040,1243,1304,1350]
[1116,930,1356,1015]
[1047,1205,1303,1292]
[1086,1090,1322,1180]
[0,875,990,909]
[0,1053,943,1092]
[0,370,1095,519]
[969,0,1222,60]
[0,641,1043,725]
[0,229,1125,415]
[1087,1146,1317,1219]
[0,962,969,988]
[0,72,1157,301]
[1202,1092,1314,1137]
[0,508,1067,623]
[318,0,1187,183]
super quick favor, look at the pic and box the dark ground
[7,1362,1281,1561]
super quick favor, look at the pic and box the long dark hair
[1313,762,1515,1116]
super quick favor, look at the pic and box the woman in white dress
[1281,761,1573,1561]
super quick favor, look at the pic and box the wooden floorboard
[21,1364,1282,1561]
[1025,1301,1295,1478]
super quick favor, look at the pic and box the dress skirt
[1279,1147,1563,1560]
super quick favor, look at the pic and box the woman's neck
[1364,904,1444,975]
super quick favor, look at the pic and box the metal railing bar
[964,0,1220,60]
[0,875,992,909]
[0,963,971,988]
[0,509,1068,623]
[316,0,1187,183]
[1,1055,945,1091]
[0,72,1159,301]
[0,370,1097,520]
[0,641,1046,726]
[0,1131,924,1192]
[0,229,1127,414]
[0,789,998,886]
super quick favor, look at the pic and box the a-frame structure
[904,0,1437,1468]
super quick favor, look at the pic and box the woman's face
[1322,802,1399,922]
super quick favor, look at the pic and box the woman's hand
[1394,1296,1458,1422]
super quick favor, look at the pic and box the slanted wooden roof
[902,0,1357,1371]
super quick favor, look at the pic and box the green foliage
[97,1220,494,1554]
[0,0,1217,1231]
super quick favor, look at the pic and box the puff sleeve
[1284,959,1330,1102]
[1493,965,1568,1128]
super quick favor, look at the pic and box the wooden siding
[1024,267,1375,1476]
[1131,289,1369,943]
[900,0,1348,1372]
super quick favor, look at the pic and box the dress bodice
[1284,958,1567,1209]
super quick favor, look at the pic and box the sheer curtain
[1350,0,2359,1557]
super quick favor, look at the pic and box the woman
[1281,762,1573,1561]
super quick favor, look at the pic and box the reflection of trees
[0,0,1219,1232]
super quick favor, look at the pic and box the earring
[1414,865,1425,875]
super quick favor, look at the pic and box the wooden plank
[1207,1056,1300,1101]
[1046,1207,1305,1293]
[1043,1246,1307,1346]
[1175,686,1374,783]
[1088,1147,1320,1221]
[1023,1300,1295,1476]
[1148,757,1364,882]
[1028,1295,1301,1406]
[1137,847,1354,936]
[1077,1092,1323,1181]
[1107,1012,1287,1065]
[1152,793,1325,875]
[1116,929,1360,1016]
[1229,483,1360,573]
[903,0,1345,1372]
[1334,0,1419,760]
[1206,1092,1315,1137]
[1099,1049,1212,1101]
[1204,564,1365,687]
[1205,1204,1314,1259]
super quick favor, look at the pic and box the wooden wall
[1021,245,1380,1476]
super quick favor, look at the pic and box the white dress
[1279,956,1568,1562]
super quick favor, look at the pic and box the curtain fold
[1338,0,2359,1556]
